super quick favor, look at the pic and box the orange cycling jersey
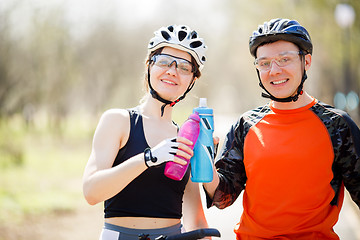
[207,98,360,239]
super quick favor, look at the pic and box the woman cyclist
[82,24,210,240]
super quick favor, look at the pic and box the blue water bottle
[191,98,214,182]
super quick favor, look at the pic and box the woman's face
[149,47,195,102]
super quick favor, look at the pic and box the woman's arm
[182,180,209,238]
[82,109,148,205]
[82,109,193,205]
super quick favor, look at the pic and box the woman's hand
[144,137,194,168]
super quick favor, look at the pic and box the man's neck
[271,92,314,110]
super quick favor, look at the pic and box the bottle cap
[199,98,207,108]
[189,112,200,122]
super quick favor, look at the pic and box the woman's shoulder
[102,108,130,118]
[98,108,131,129]
[95,109,131,148]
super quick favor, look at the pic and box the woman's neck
[139,95,173,121]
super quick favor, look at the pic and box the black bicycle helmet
[147,25,207,116]
[249,18,312,57]
[249,18,313,103]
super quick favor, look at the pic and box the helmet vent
[178,31,187,41]
[161,31,171,41]
[190,31,198,39]
[190,41,202,48]
[148,24,207,68]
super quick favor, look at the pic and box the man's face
[255,40,311,99]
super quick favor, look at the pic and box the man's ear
[304,54,312,71]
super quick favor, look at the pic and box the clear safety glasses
[254,51,302,72]
[151,54,194,75]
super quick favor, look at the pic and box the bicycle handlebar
[163,228,221,240]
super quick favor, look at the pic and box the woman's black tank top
[104,108,190,219]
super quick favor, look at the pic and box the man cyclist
[203,18,360,240]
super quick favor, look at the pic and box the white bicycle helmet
[147,24,208,117]
[148,24,207,70]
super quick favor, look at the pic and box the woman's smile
[271,79,288,85]
[161,78,177,85]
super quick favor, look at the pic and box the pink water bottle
[164,113,200,181]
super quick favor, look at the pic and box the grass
[0,114,94,224]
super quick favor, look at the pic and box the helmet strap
[258,71,306,103]
[147,65,195,117]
